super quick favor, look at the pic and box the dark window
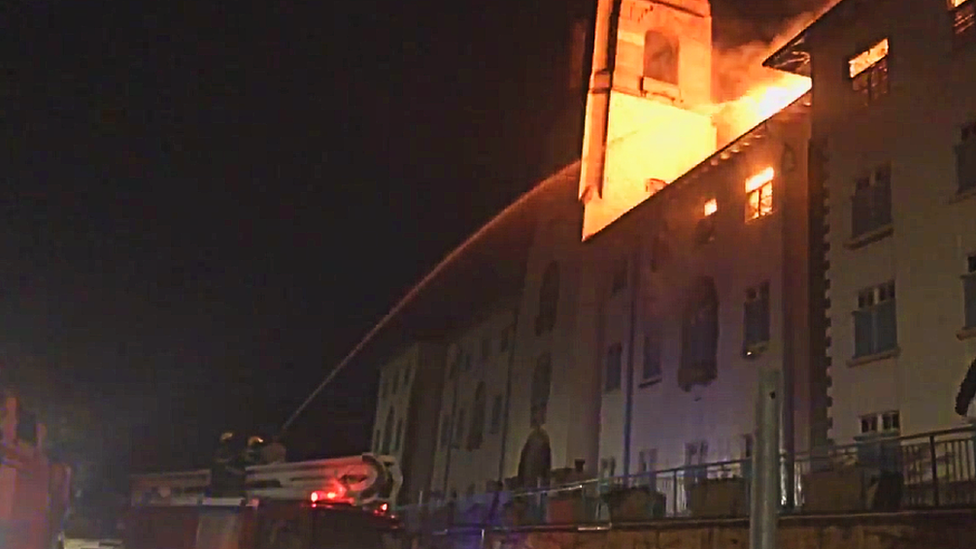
[394,419,403,452]
[440,415,451,450]
[536,262,560,335]
[611,258,628,294]
[643,30,679,85]
[965,255,976,328]
[499,327,511,352]
[744,282,771,350]
[854,281,897,357]
[956,120,976,193]
[848,39,889,106]
[449,354,461,379]
[481,338,491,361]
[642,326,662,383]
[453,409,465,448]
[467,383,487,450]
[650,232,670,272]
[605,343,623,392]
[679,277,719,392]
[952,0,975,48]
[489,395,504,434]
[464,353,472,372]
[381,407,395,455]
[852,163,892,238]
[531,354,552,426]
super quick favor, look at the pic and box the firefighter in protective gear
[209,431,246,497]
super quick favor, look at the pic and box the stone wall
[407,509,976,549]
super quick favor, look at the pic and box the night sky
[2,0,822,493]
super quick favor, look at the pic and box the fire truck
[0,393,73,549]
[125,453,403,549]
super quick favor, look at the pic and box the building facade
[767,0,976,447]
[364,0,976,507]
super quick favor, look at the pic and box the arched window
[679,277,719,392]
[467,382,487,450]
[643,30,679,85]
[530,353,552,427]
[536,262,560,335]
[381,407,395,454]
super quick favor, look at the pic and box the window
[695,199,717,245]
[536,262,560,335]
[464,353,472,372]
[854,281,897,357]
[467,382,487,450]
[956,120,976,193]
[611,258,628,294]
[449,354,460,380]
[860,411,900,434]
[743,282,771,352]
[679,277,719,392]
[643,30,679,85]
[381,408,395,454]
[964,254,976,328]
[499,327,511,352]
[453,409,465,448]
[605,343,623,392]
[393,419,403,452]
[745,167,775,220]
[440,415,451,450]
[950,0,975,48]
[489,395,503,434]
[531,353,552,426]
[642,326,662,384]
[649,231,670,272]
[481,337,491,361]
[848,38,889,106]
[852,163,892,238]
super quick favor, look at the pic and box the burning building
[353,0,976,513]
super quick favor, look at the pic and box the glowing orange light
[703,198,718,217]
[848,38,888,78]
[745,167,775,193]
[310,484,346,503]
[717,74,812,140]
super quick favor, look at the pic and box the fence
[395,426,976,531]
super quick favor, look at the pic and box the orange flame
[717,73,812,138]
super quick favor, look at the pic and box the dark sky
[1,0,818,486]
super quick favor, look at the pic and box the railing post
[929,434,940,507]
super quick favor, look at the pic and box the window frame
[846,37,890,106]
[850,163,893,240]
[853,281,898,358]
[743,281,771,352]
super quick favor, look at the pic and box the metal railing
[394,426,976,532]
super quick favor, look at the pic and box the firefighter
[209,431,246,497]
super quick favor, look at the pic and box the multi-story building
[766,0,976,447]
[363,0,976,508]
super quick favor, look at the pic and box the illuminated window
[852,163,892,238]
[695,199,717,245]
[854,281,897,358]
[950,0,975,47]
[957,120,976,193]
[745,167,775,220]
[848,38,889,106]
[703,198,718,216]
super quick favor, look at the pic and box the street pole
[750,367,780,549]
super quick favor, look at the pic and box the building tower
[579,0,717,239]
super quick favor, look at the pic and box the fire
[717,73,812,138]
